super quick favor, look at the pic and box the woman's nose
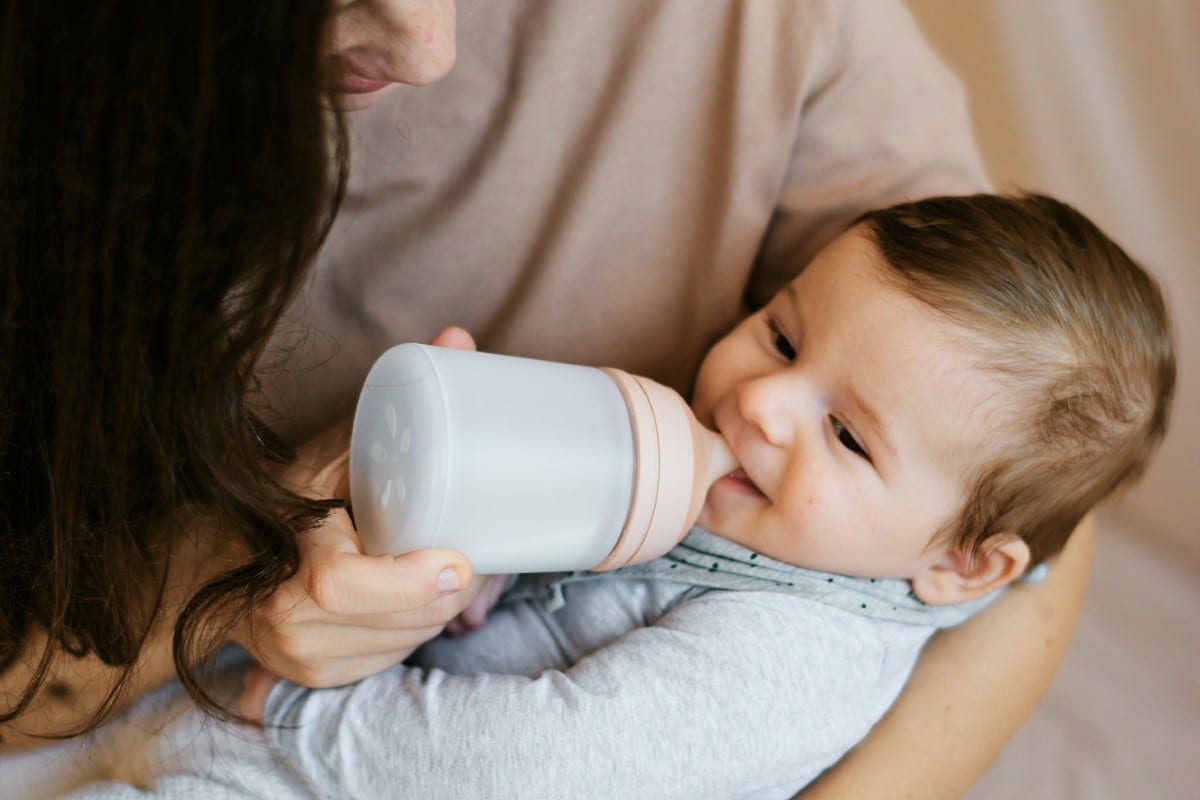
[330,1,458,87]
[736,375,796,449]
[378,17,456,86]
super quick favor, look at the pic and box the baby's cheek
[689,363,722,424]
[801,482,872,552]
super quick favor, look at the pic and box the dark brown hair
[857,193,1175,565]
[1,0,347,736]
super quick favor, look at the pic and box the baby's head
[693,193,1174,604]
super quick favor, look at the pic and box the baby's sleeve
[261,590,909,799]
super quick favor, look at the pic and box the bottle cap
[594,369,737,570]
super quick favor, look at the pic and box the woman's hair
[1,0,347,735]
[857,193,1175,565]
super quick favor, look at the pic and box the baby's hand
[445,574,512,636]
[239,665,282,724]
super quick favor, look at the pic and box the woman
[2,1,1091,796]
[0,0,479,750]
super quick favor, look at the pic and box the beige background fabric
[908,0,1199,566]
[906,2,1200,797]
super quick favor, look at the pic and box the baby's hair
[856,193,1175,565]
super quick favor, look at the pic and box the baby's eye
[768,320,797,361]
[831,417,870,461]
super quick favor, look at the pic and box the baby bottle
[349,344,737,574]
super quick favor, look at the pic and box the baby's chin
[694,491,725,534]
[695,477,759,538]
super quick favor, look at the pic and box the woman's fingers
[263,504,473,617]
[428,325,476,350]
[299,546,474,618]
[237,506,477,685]
[240,562,477,684]
[285,647,434,690]
[248,626,447,689]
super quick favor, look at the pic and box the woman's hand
[231,500,481,688]
[232,327,486,688]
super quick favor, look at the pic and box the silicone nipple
[687,418,739,526]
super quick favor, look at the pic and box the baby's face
[692,228,1000,579]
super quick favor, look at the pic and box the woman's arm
[0,507,242,753]
[798,515,1094,799]
[0,631,177,753]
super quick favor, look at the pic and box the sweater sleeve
[262,590,921,800]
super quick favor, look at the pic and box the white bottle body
[350,344,636,573]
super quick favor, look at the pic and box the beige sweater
[258,0,989,444]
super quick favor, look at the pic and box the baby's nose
[736,377,794,448]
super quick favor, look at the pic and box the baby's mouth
[722,468,766,497]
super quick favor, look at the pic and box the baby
[61,193,1176,799]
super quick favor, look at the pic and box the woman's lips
[329,72,393,94]
[326,54,394,95]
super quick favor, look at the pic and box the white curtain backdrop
[906,3,1199,797]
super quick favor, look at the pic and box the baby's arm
[257,590,905,799]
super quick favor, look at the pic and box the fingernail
[437,567,462,593]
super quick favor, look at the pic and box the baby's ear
[911,534,1031,605]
